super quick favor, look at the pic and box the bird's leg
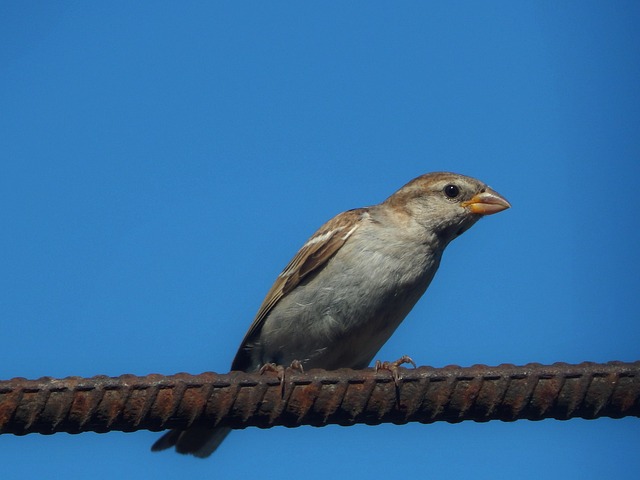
[259,363,286,396]
[259,360,304,396]
[288,359,305,373]
[259,362,285,376]
[374,355,417,386]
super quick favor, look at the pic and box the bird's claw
[259,360,304,396]
[288,359,305,374]
[374,355,416,386]
[259,362,285,376]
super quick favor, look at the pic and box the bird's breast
[256,231,440,370]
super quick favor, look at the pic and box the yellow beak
[461,188,511,215]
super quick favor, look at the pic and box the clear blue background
[1,2,639,479]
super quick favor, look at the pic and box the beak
[461,188,511,215]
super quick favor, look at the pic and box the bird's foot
[259,360,304,396]
[259,362,285,377]
[374,355,417,386]
[288,359,305,374]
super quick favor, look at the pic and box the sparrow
[151,171,510,457]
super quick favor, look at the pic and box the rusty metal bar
[1,361,638,436]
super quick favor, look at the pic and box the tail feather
[151,426,232,458]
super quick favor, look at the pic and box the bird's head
[384,172,511,245]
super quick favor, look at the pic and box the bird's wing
[231,208,365,370]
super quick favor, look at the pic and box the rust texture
[1,361,638,436]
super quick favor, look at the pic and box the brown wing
[231,209,365,370]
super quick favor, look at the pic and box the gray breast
[255,225,440,370]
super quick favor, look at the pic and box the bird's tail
[151,426,232,458]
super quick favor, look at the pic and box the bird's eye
[444,184,460,199]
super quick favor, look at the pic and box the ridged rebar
[1,361,638,436]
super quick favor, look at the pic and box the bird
[151,171,510,457]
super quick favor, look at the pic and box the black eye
[444,184,460,199]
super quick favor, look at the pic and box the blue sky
[1,2,639,479]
